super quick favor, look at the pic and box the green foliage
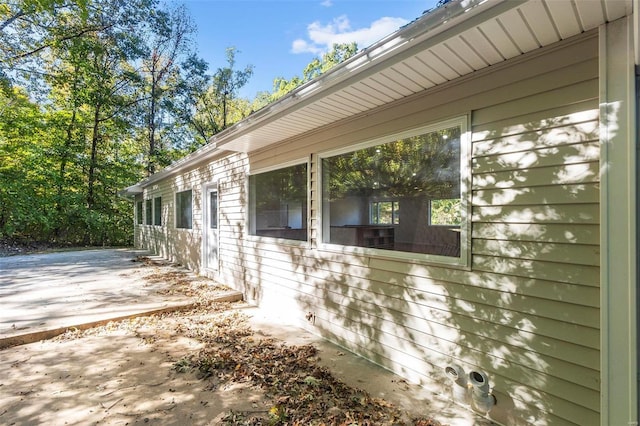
[0,87,50,238]
[187,47,254,140]
[0,0,152,245]
[430,198,461,226]
[0,2,359,248]
[255,42,358,109]
[324,126,461,201]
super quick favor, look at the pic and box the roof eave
[118,184,143,199]
[128,0,511,191]
[209,0,508,152]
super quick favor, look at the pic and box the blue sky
[180,0,439,99]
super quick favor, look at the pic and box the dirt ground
[0,239,81,258]
[0,256,447,426]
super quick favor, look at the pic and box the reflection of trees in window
[323,126,460,201]
[145,199,152,225]
[250,164,308,241]
[253,165,307,213]
[175,190,192,229]
[136,201,143,225]
[154,197,162,226]
[322,124,462,258]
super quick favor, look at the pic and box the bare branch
[9,23,114,61]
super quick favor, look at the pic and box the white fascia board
[130,0,512,190]
[208,0,514,151]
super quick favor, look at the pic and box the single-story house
[121,1,638,424]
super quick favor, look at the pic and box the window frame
[370,200,400,225]
[318,116,471,267]
[247,158,310,245]
[175,189,193,230]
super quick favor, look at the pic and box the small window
[210,191,218,229]
[136,201,143,225]
[153,196,162,226]
[370,201,399,225]
[175,190,192,229]
[145,199,152,225]
[249,163,307,241]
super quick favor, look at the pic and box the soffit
[213,0,630,153]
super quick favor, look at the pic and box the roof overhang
[130,0,632,191]
[118,183,143,198]
[207,0,630,154]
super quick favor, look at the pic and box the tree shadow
[282,106,601,426]
[135,80,602,425]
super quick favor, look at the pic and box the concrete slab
[243,305,497,426]
[0,248,494,425]
[0,248,240,348]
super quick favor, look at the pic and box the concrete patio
[0,248,239,348]
[0,248,493,425]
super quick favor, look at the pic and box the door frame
[202,181,219,273]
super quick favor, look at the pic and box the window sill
[318,242,470,270]
[247,234,310,248]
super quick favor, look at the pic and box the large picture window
[322,118,467,259]
[249,163,308,241]
[175,190,192,229]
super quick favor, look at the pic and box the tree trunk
[53,108,76,239]
[87,104,101,210]
[147,53,158,176]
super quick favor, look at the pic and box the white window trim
[317,115,471,268]
[246,157,311,247]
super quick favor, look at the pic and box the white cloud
[291,39,324,55]
[320,0,333,7]
[291,15,408,55]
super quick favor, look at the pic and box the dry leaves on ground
[56,256,443,426]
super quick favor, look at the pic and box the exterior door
[204,184,219,271]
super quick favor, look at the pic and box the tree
[138,4,196,175]
[180,47,254,143]
[211,47,254,130]
[42,0,151,242]
[0,0,157,245]
[0,0,119,96]
[0,1,266,246]
[156,53,209,153]
[0,87,50,237]
[257,42,358,108]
